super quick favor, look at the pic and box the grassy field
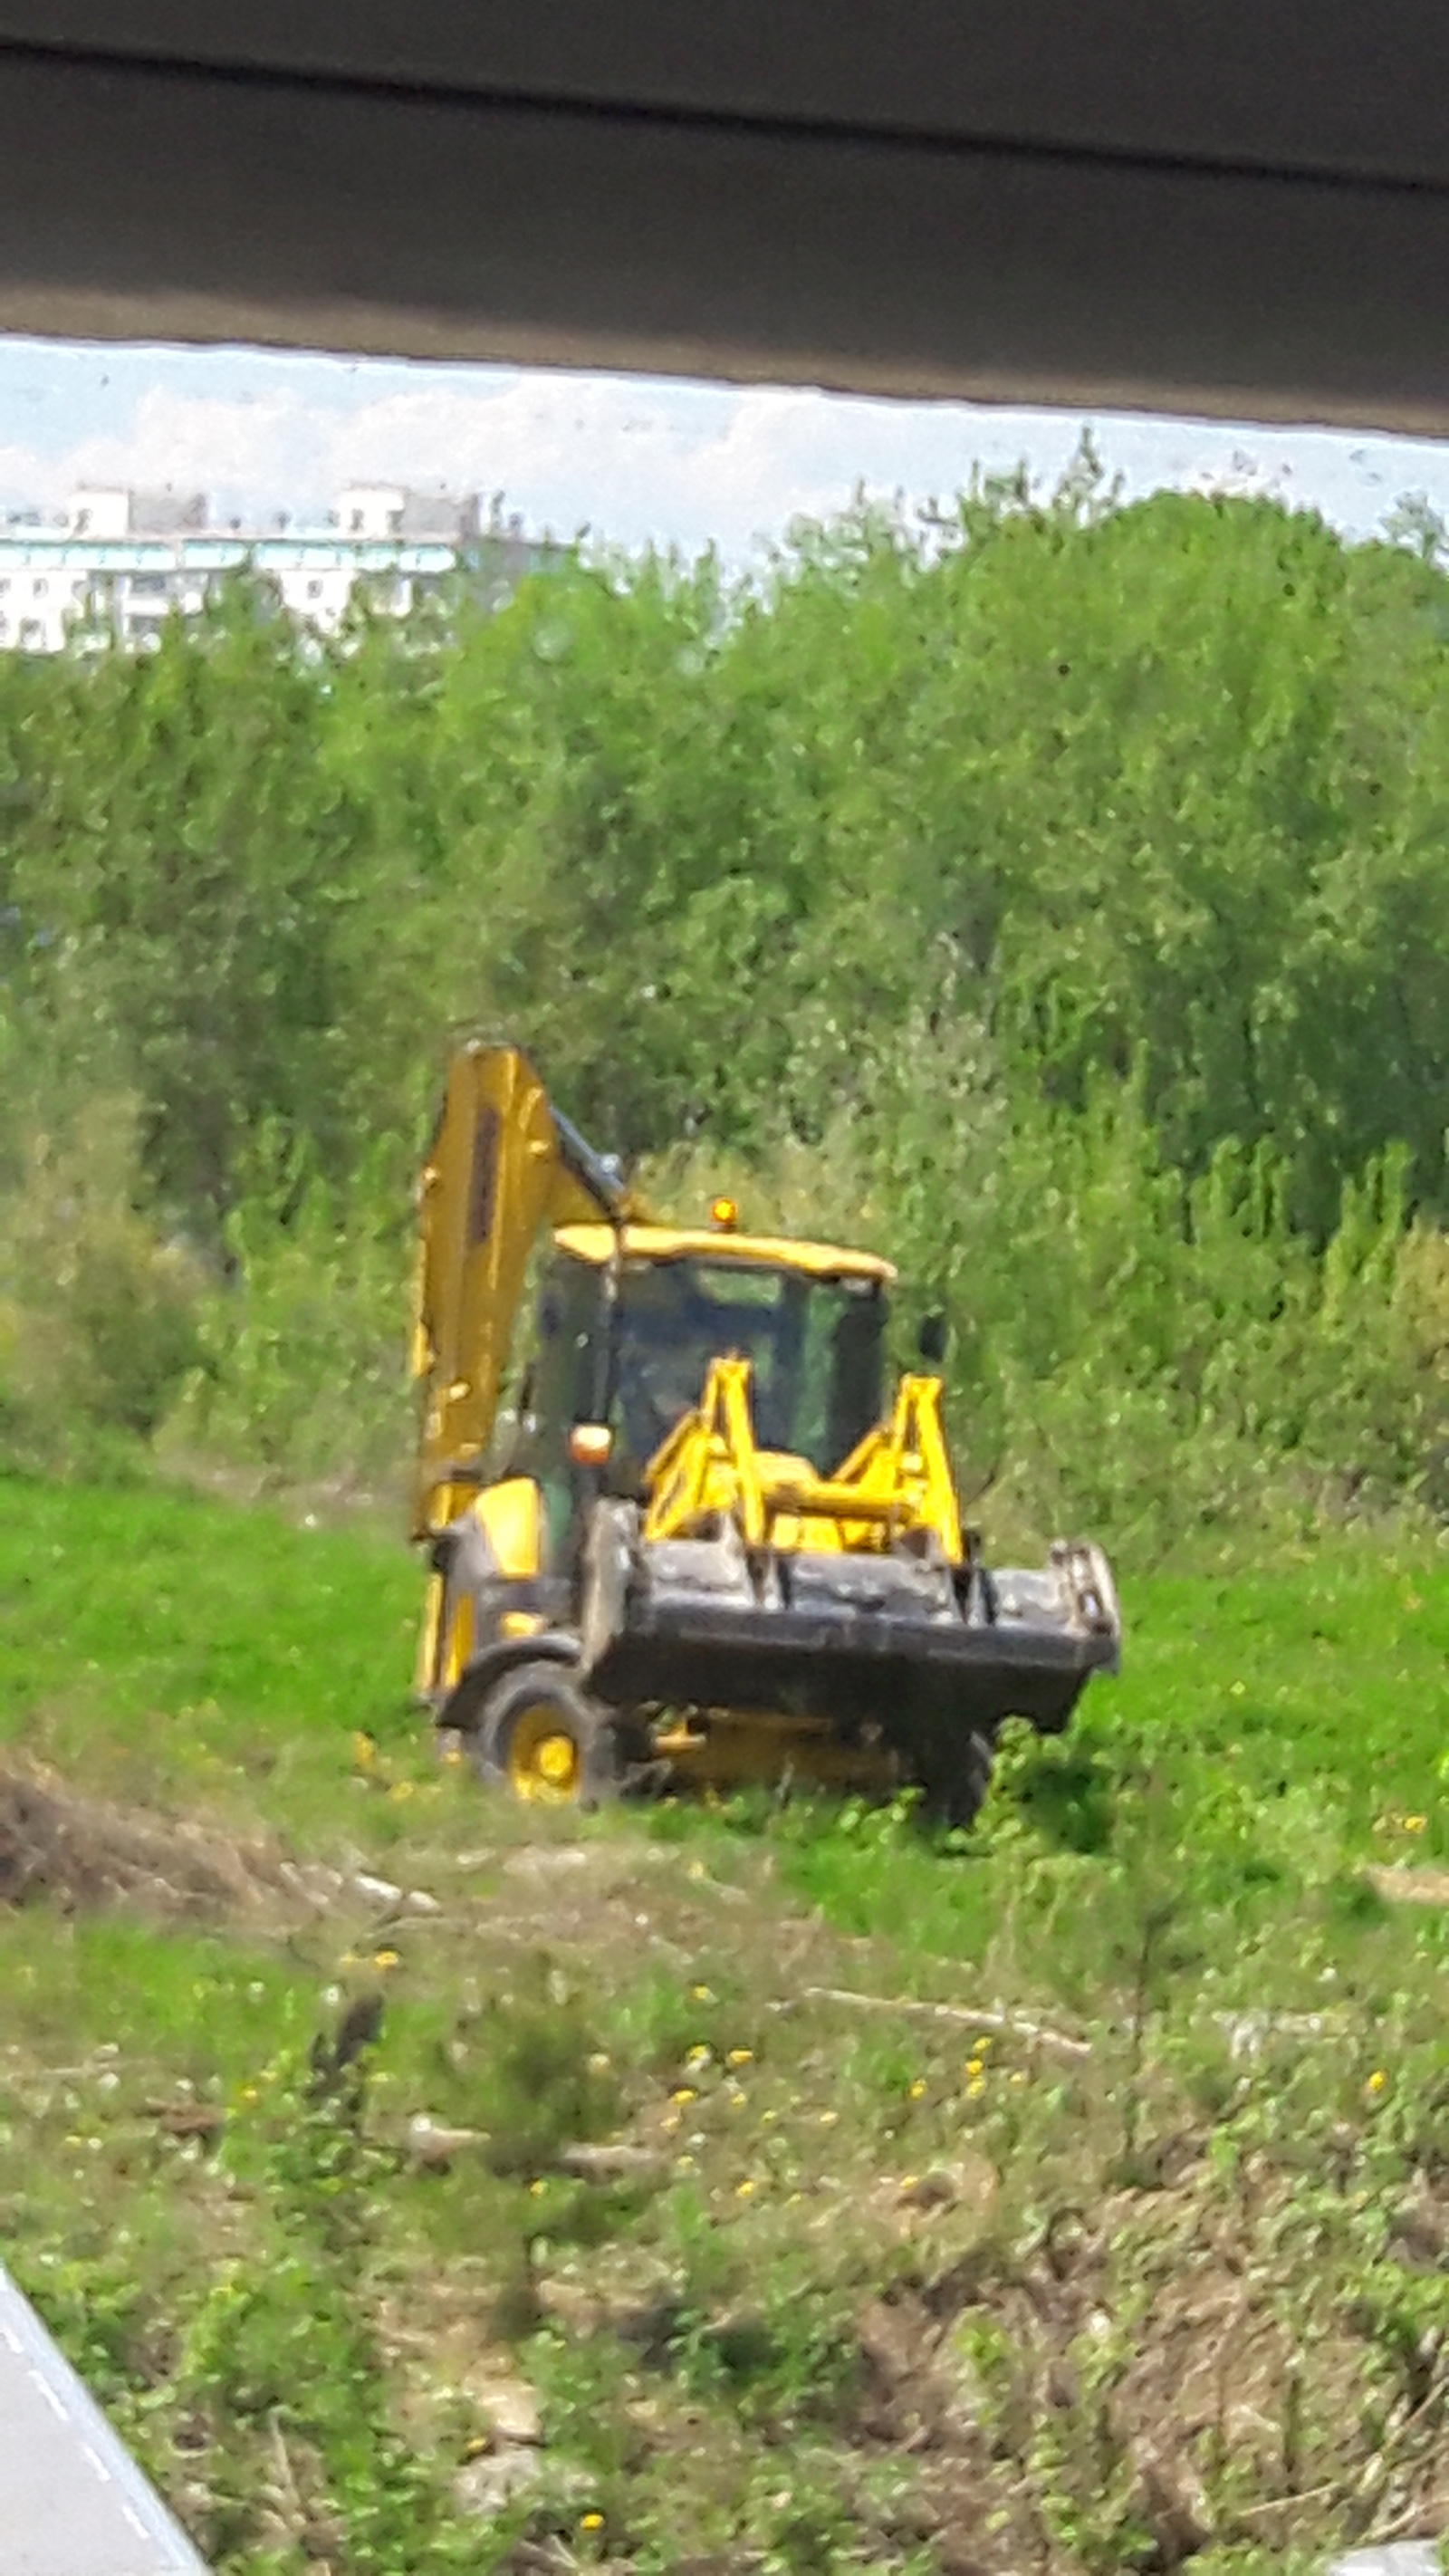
[0,1473,1445,2573]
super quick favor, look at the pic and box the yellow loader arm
[643,1355,964,1562]
[411,1043,648,1539]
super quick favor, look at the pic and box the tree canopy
[2,463,1445,1543]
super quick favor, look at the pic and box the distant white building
[335,484,483,543]
[0,486,552,652]
[70,485,209,539]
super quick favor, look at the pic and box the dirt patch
[0,1761,298,1918]
[840,2163,1449,2572]
[443,1832,842,1996]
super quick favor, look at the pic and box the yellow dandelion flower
[685,2044,712,2069]
[587,2052,611,2073]
[529,2178,547,2196]
[735,2177,756,2197]
[671,2085,697,2105]
[966,2078,986,2100]
[898,2174,919,2194]
[1366,2069,1387,2095]
[760,2108,777,2124]
[388,1778,415,1802]
[239,2084,258,2104]
[690,1984,715,2004]
[373,1947,400,1970]
[819,2110,838,2127]
[964,2057,984,2080]
[660,2111,682,2135]
[726,2048,753,2067]
[974,2034,993,2052]
[675,2151,696,2171]
[1009,2071,1028,2088]
[686,1859,707,1881]
[1403,1814,1427,1834]
[580,2511,604,2533]
[907,2078,927,2100]
[351,1730,376,1768]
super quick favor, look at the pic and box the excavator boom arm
[411,1043,646,1538]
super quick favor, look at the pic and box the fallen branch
[1365,2490,1449,2545]
[406,2113,486,2169]
[557,2142,667,2183]
[147,2100,226,2140]
[1367,1864,1449,1909]
[266,2412,307,2544]
[792,1985,1092,2061]
[1233,2482,1339,2523]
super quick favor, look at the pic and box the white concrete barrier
[0,2260,209,2574]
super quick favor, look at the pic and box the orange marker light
[710,1197,739,1231]
[568,1423,613,1468]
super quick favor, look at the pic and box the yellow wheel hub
[507,1706,583,1802]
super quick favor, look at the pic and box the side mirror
[916,1311,948,1367]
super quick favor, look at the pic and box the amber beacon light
[567,1423,613,1468]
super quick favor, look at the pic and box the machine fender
[437,1629,582,1734]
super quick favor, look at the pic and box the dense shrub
[0,1091,203,1473]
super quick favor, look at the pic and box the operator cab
[610,1253,885,1469]
[513,1232,890,1551]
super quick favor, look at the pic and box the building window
[0,578,10,595]
[307,577,323,600]
[33,577,46,597]
[19,620,42,649]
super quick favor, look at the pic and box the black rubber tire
[473,1660,625,1810]
[915,1725,996,1828]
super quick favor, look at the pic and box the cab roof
[552,1222,896,1284]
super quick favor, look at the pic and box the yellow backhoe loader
[411,1043,1120,1815]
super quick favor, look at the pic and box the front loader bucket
[580,1508,1120,1757]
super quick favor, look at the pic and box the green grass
[638,1529,1449,2082]
[1120,1543,1448,1850]
[0,1472,421,1832]
[0,1475,1446,2573]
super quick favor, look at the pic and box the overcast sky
[4,336,1449,562]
